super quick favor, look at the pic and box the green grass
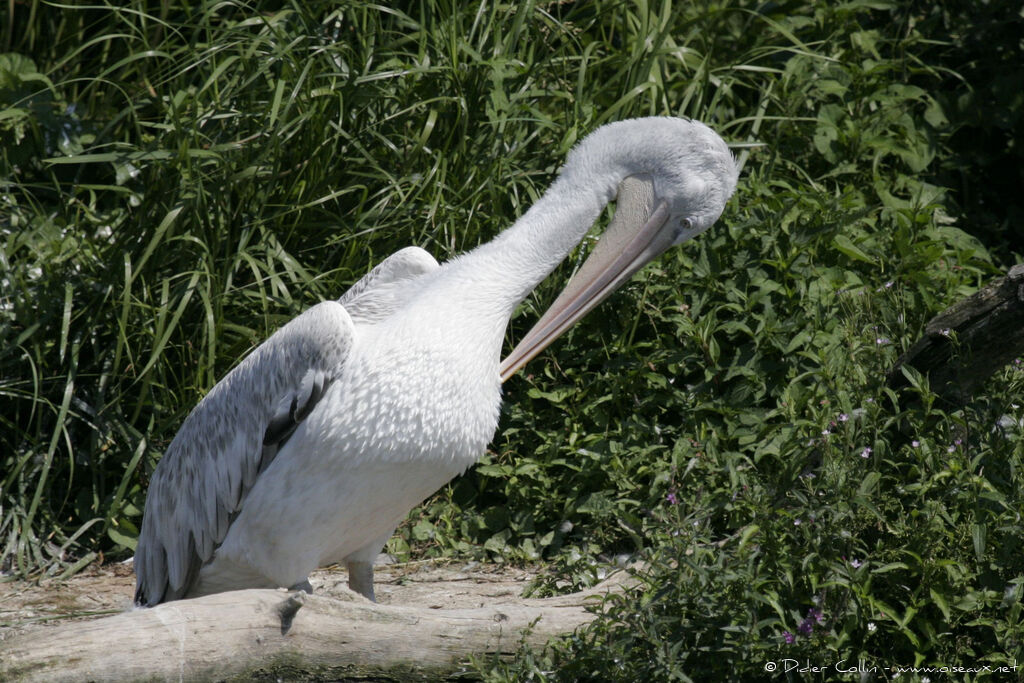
[3,0,1023,679]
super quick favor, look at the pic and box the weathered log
[0,577,622,682]
[887,264,1024,405]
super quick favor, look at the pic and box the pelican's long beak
[500,174,702,382]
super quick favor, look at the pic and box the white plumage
[134,117,739,605]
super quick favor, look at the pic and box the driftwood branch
[887,264,1024,405]
[1,577,624,682]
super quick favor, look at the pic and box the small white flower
[867,622,877,632]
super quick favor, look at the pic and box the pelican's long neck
[451,167,616,322]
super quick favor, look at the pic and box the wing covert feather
[339,246,439,322]
[134,301,354,605]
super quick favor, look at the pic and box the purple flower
[911,440,920,448]
[809,608,825,625]
[797,619,814,636]
[666,492,678,505]
[838,413,849,423]
[783,631,795,644]
[850,558,863,569]
[859,447,872,458]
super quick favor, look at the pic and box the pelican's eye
[673,217,696,244]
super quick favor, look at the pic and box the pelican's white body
[133,117,739,605]
[200,274,506,593]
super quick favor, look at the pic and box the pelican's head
[500,117,738,381]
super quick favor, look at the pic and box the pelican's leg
[346,560,375,602]
[289,578,313,594]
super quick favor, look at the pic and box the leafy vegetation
[2,0,1022,679]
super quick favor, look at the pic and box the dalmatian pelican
[134,117,739,605]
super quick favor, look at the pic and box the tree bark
[0,578,623,682]
[887,264,1024,405]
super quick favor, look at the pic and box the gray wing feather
[134,301,354,605]
[134,247,439,606]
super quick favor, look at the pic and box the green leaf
[411,519,434,541]
[737,524,760,551]
[833,234,877,265]
[929,588,951,621]
[972,523,987,562]
[107,525,138,551]
[857,471,881,496]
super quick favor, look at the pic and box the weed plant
[2,0,1022,678]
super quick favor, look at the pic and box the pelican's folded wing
[133,301,355,605]
[134,247,440,606]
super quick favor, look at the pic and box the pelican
[133,117,738,605]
